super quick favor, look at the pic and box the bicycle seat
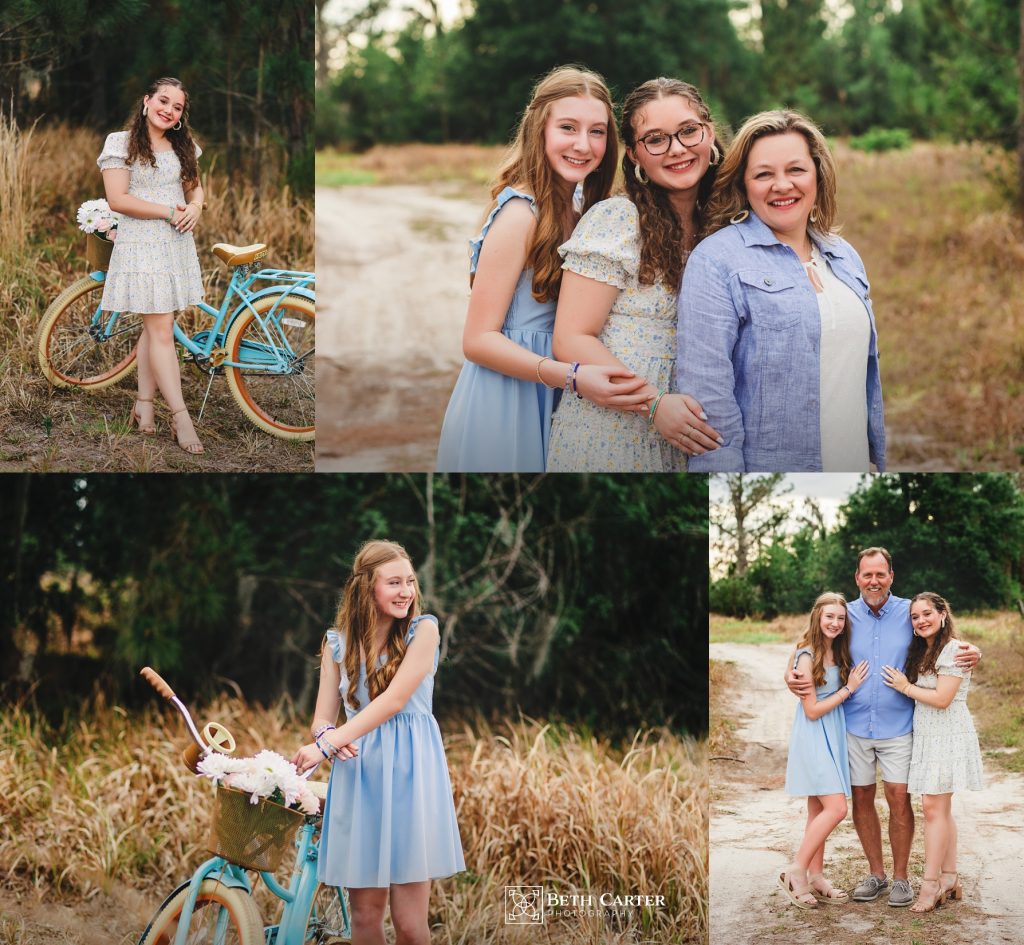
[212,242,269,267]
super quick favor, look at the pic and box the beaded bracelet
[315,738,332,761]
[312,723,336,740]
[570,362,582,399]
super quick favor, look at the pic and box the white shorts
[847,732,913,787]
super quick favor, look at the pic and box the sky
[709,473,868,529]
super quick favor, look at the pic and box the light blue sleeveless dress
[435,187,560,472]
[784,648,852,797]
[318,615,465,888]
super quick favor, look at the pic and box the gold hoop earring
[173,121,182,131]
[634,164,648,185]
[809,205,819,225]
[710,143,721,166]
[729,209,749,225]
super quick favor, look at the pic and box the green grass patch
[709,614,789,644]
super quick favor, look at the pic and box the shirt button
[764,278,774,286]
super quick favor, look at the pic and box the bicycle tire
[223,293,315,441]
[303,883,351,943]
[137,878,263,945]
[35,276,141,389]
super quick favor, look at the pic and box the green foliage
[850,127,913,152]
[1,474,709,739]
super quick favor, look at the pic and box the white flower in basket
[197,749,320,816]
[76,198,120,239]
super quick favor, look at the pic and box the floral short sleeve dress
[546,196,684,472]
[96,131,205,313]
[907,638,984,794]
[318,615,465,888]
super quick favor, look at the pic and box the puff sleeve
[97,132,130,171]
[559,197,640,289]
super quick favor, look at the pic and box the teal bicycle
[138,667,350,944]
[35,239,315,441]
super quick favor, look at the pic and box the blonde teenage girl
[436,66,651,472]
[292,540,464,945]
[780,592,869,908]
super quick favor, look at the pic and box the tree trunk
[251,43,264,201]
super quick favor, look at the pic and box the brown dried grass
[0,703,706,943]
[0,122,313,472]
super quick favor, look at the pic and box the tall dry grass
[0,702,705,944]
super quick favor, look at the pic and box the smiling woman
[677,109,886,473]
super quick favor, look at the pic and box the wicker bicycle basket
[85,231,114,272]
[207,786,304,872]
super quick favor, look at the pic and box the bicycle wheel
[224,294,314,441]
[304,883,351,944]
[35,276,141,389]
[138,879,263,945]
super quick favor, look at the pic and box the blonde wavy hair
[704,109,838,239]
[620,77,719,288]
[484,65,618,302]
[330,540,422,710]
[796,591,853,687]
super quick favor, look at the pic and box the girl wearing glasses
[436,66,651,472]
[545,77,723,472]
[677,110,885,472]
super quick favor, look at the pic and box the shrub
[850,127,912,152]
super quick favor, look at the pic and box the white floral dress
[97,131,204,313]
[907,638,984,794]
[546,196,684,472]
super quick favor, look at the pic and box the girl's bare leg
[133,328,156,429]
[793,794,847,871]
[389,880,431,945]
[347,887,388,945]
[805,797,826,875]
[142,312,203,452]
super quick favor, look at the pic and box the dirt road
[315,184,481,471]
[709,642,1024,944]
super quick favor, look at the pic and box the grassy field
[710,609,1024,773]
[0,703,706,943]
[0,119,314,472]
[320,141,1024,470]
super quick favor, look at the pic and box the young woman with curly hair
[98,76,206,455]
[545,76,724,471]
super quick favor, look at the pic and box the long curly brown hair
[125,77,200,189]
[620,78,719,289]
[485,65,618,302]
[796,591,853,687]
[330,540,422,710]
[703,109,838,239]
[904,592,956,682]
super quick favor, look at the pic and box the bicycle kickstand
[197,371,216,422]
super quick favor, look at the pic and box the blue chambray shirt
[844,594,913,739]
[676,213,886,472]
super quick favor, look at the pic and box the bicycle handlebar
[140,666,176,701]
[140,665,209,752]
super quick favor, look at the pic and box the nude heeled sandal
[777,867,818,910]
[169,407,204,455]
[940,871,963,902]
[808,872,849,903]
[909,877,943,913]
[130,398,156,435]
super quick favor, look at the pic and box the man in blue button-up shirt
[787,547,980,906]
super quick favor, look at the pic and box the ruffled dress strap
[469,187,536,275]
[324,628,344,663]
[97,131,130,171]
[405,613,439,644]
[792,646,812,671]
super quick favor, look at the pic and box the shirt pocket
[736,271,802,331]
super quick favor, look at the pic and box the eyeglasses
[638,122,707,155]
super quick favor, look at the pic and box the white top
[807,247,870,471]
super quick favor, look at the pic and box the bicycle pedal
[208,347,228,368]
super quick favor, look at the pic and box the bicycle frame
[167,818,344,945]
[86,264,315,372]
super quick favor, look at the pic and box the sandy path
[709,642,1024,945]
[315,184,480,471]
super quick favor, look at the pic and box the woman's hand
[881,665,910,693]
[845,660,870,693]
[291,739,358,774]
[573,364,652,411]
[651,394,724,454]
[174,201,202,233]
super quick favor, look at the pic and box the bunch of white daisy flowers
[76,198,120,235]
[197,749,320,815]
